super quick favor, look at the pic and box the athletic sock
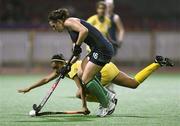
[86,95,98,102]
[94,76,108,96]
[86,78,109,108]
[134,63,160,84]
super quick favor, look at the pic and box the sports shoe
[96,88,117,117]
[106,100,116,115]
[165,58,174,67]
[106,88,117,115]
[155,56,174,67]
[97,100,116,117]
[96,104,103,116]
[96,92,116,117]
[96,105,109,117]
[107,98,118,115]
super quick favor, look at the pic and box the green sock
[94,76,109,96]
[86,78,109,108]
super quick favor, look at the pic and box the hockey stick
[36,110,85,116]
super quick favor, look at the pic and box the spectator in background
[0,0,25,24]
[86,1,118,96]
[86,1,111,53]
[87,1,111,37]
[106,2,125,55]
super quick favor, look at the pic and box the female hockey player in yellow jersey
[18,54,173,106]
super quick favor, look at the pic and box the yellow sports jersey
[86,15,111,52]
[68,61,120,86]
[68,60,82,79]
[87,15,111,37]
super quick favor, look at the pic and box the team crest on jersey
[93,52,98,59]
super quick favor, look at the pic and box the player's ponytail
[48,8,69,22]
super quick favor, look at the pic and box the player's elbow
[82,28,88,36]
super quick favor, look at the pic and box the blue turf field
[0,73,180,126]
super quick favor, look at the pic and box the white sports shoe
[96,85,117,117]
[96,106,109,117]
[106,88,117,115]
[96,104,103,116]
[96,90,116,117]
[107,99,116,114]
[107,98,118,115]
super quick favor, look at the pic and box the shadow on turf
[13,115,97,123]
[9,114,180,123]
[65,96,77,99]
[111,114,160,118]
[11,113,170,119]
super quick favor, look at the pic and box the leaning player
[18,54,174,114]
[29,8,116,117]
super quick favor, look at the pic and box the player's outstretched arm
[18,71,58,94]
[73,75,90,115]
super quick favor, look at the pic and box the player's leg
[112,56,174,88]
[76,57,108,104]
[134,56,174,84]
[81,61,110,107]
[112,71,139,88]
[76,85,114,103]
[78,53,115,107]
[77,56,89,78]
[112,62,161,88]
[76,89,98,102]
[82,61,116,116]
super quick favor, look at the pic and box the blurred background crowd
[0,0,179,30]
[0,0,179,73]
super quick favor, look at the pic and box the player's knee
[81,73,90,84]
[130,79,139,89]
[131,85,138,89]
[82,76,92,84]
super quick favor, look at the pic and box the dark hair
[51,54,65,62]
[48,8,69,22]
[96,1,107,9]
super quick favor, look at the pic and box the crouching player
[18,54,174,115]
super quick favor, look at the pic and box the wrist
[73,44,82,56]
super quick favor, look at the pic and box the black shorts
[88,49,113,66]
